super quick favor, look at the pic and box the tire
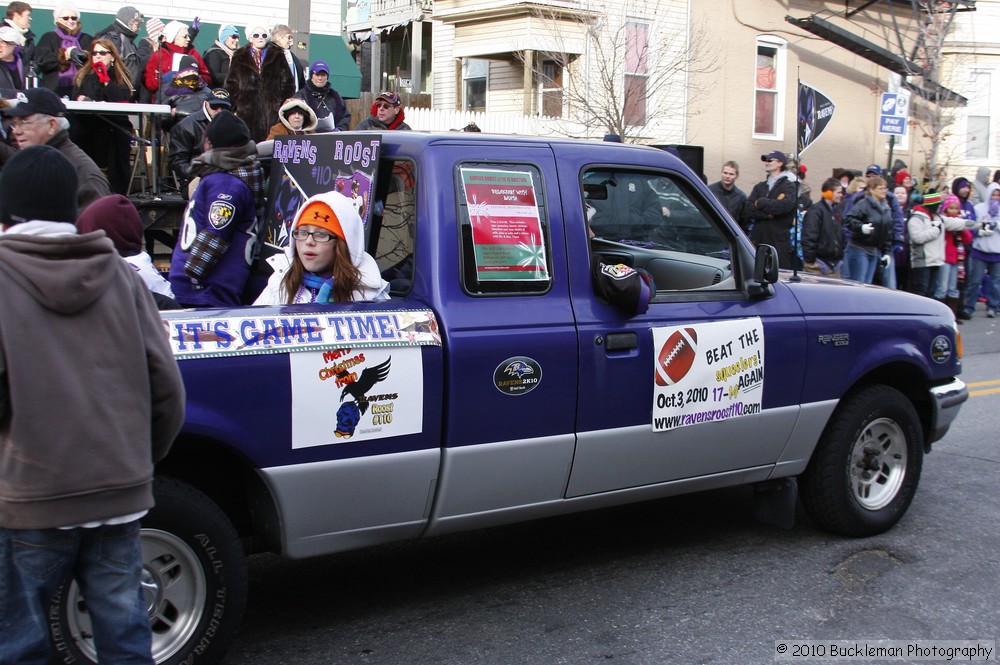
[48,477,248,664]
[799,385,923,537]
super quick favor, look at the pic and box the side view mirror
[754,244,780,285]
[747,244,778,298]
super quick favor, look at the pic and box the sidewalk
[958,302,1000,357]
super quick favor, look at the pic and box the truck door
[561,162,807,497]
[425,147,580,532]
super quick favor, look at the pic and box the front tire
[49,477,248,664]
[800,385,923,537]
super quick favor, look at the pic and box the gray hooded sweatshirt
[0,222,185,529]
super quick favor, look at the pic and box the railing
[345,93,594,138]
[370,0,431,14]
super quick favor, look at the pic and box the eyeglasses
[11,116,45,129]
[91,49,111,56]
[251,32,267,39]
[59,16,78,21]
[375,102,396,110]
[292,229,335,243]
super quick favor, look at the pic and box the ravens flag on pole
[797,81,836,155]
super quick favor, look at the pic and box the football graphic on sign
[655,328,698,386]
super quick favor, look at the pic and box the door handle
[603,332,637,351]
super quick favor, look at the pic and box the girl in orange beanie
[254,191,388,304]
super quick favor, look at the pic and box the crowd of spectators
[0,2,371,195]
[711,154,1000,320]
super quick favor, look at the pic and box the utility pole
[289,0,312,57]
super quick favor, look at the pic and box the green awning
[307,34,361,99]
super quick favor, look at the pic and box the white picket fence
[401,108,594,138]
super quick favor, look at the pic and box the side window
[583,169,735,292]
[370,158,416,296]
[457,163,551,295]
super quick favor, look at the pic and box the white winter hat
[162,20,187,44]
[245,24,268,41]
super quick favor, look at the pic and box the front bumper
[927,378,968,446]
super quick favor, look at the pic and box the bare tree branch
[516,0,719,143]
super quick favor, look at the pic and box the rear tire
[48,477,247,664]
[800,385,923,537]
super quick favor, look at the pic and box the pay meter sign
[878,90,911,136]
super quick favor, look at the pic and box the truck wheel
[799,385,923,537]
[48,477,248,664]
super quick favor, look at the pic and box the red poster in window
[460,168,549,281]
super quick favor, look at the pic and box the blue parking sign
[878,92,909,136]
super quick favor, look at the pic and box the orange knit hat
[296,200,345,241]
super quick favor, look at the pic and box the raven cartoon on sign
[340,357,391,415]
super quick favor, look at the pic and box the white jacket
[971,183,1000,256]
[125,251,174,298]
[254,191,389,305]
[908,207,972,268]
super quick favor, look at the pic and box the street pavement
[958,301,1000,358]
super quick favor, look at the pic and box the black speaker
[650,144,705,183]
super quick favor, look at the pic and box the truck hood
[780,273,953,321]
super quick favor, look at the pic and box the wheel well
[843,361,933,448]
[156,435,281,554]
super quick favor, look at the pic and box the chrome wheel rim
[63,528,207,664]
[850,417,907,511]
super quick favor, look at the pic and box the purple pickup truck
[47,133,966,664]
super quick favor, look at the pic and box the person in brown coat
[224,23,294,143]
[266,96,317,139]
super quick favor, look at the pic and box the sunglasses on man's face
[251,32,267,39]
[60,16,78,21]
[375,102,396,110]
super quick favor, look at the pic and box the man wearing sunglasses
[224,23,294,142]
[356,90,411,131]
[742,149,798,269]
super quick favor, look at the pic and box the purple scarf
[55,25,82,87]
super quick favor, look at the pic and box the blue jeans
[964,258,1000,314]
[878,252,897,289]
[0,521,153,665]
[934,262,960,299]
[843,245,878,284]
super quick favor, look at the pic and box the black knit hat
[206,110,250,148]
[0,145,78,226]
